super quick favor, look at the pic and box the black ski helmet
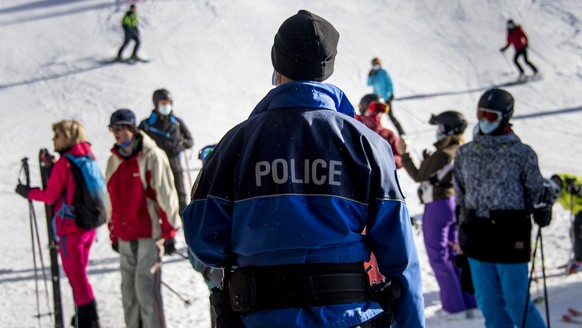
[429,110,467,135]
[478,88,514,124]
[358,94,381,115]
[152,89,173,108]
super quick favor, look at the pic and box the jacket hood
[249,81,356,118]
[64,142,94,158]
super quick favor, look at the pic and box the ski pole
[21,158,52,319]
[522,228,540,328]
[539,229,551,328]
[162,280,192,306]
[500,51,514,73]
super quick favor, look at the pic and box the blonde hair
[52,120,86,148]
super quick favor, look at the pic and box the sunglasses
[109,124,129,132]
[477,108,502,123]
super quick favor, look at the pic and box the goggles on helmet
[477,108,502,123]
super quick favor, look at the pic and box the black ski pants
[118,34,140,58]
[169,156,187,221]
[513,47,538,75]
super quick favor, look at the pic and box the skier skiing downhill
[398,111,478,320]
[117,4,140,61]
[15,120,101,328]
[454,88,555,328]
[500,19,539,80]
[184,9,424,328]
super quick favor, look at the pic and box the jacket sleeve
[104,155,117,243]
[178,118,194,150]
[28,157,68,205]
[366,195,424,327]
[148,148,181,234]
[453,148,465,207]
[381,70,394,99]
[521,146,544,208]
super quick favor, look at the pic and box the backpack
[65,154,107,230]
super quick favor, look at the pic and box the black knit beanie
[271,10,339,82]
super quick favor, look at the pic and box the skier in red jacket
[500,19,538,80]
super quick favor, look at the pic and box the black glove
[566,183,581,196]
[111,242,119,254]
[15,184,30,199]
[532,205,552,227]
[422,149,433,159]
[163,238,176,256]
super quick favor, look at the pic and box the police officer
[184,10,424,328]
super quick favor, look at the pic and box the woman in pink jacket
[15,120,101,328]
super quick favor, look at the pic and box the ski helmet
[429,110,467,135]
[358,94,381,115]
[478,88,514,124]
[507,19,516,29]
[152,89,173,107]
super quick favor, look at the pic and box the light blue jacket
[367,68,394,100]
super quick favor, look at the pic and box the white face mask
[372,64,381,70]
[158,104,172,116]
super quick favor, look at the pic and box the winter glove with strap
[15,183,30,199]
[163,238,176,256]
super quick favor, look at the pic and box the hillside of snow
[1,0,582,327]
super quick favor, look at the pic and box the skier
[184,10,424,328]
[367,57,405,135]
[500,19,539,80]
[454,88,554,328]
[117,4,140,61]
[105,109,181,328]
[15,120,101,328]
[356,94,402,169]
[549,174,582,274]
[138,88,194,223]
[398,111,478,319]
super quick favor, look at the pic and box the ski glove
[111,242,119,254]
[163,238,176,256]
[532,205,552,227]
[566,183,582,197]
[15,183,30,199]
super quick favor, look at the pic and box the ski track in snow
[1,0,582,327]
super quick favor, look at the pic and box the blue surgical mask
[271,70,279,86]
[479,119,500,134]
[118,138,133,149]
[158,105,172,116]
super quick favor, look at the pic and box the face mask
[479,119,500,134]
[158,105,172,115]
[118,138,133,149]
[372,64,381,70]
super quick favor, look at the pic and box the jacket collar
[249,81,356,118]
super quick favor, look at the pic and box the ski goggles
[198,145,216,162]
[477,108,502,123]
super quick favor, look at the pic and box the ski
[97,57,152,65]
[569,308,582,317]
[563,314,582,325]
[39,149,64,328]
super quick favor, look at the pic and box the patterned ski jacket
[553,173,582,215]
[454,131,545,263]
[356,114,402,168]
[184,81,424,328]
[367,68,394,100]
[28,142,96,236]
[105,132,180,243]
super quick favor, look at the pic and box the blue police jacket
[184,81,424,328]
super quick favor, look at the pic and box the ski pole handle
[21,157,31,187]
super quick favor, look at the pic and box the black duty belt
[228,262,370,313]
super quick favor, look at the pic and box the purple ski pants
[423,197,476,313]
